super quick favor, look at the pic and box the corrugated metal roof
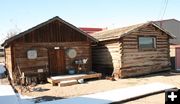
[153,19,180,44]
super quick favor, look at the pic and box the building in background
[154,19,180,70]
[154,19,180,45]
[79,27,106,34]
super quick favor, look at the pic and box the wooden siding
[4,18,94,82]
[13,44,48,73]
[92,40,122,75]
[120,25,170,77]
[13,20,89,43]
[5,46,13,79]
[12,42,91,78]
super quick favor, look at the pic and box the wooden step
[58,80,78,87]
[48,73,102,86]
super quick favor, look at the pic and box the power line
[158,0,169,20]
[158,0,166,19]
[161,0,168,20]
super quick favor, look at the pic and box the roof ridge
[153,18,180,23]
[2,16,98,46]
[92,21,175,41]
[93,22,149,35]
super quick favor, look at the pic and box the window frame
[138,35,157,51]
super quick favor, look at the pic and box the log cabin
[92,22,175,78]
[1,16,97,82]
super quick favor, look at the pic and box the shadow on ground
[34,96,64,103]
[127,70,180,79]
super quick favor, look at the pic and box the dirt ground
[15,71,180,104]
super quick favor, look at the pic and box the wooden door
[49,49,65,75]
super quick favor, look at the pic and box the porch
[47,72,102,86]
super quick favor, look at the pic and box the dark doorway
[48,49,65,75]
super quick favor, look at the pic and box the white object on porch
[40,82,176,104]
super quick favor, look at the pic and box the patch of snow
[39,82,175,104]
[16,93,35,104]
[39,97,110,104]
[0,63,4,65]
[81,82,175,102]
[0,85,19,104]
[0,85,35,104]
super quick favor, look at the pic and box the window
[138,36,156,50]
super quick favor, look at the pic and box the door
[49,49,65,75]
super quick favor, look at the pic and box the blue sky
[0,0,179,43]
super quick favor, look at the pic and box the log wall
[92,40,122,75]
[92,24,171,77]
[120,24,171,77]
[4,46,13,79]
